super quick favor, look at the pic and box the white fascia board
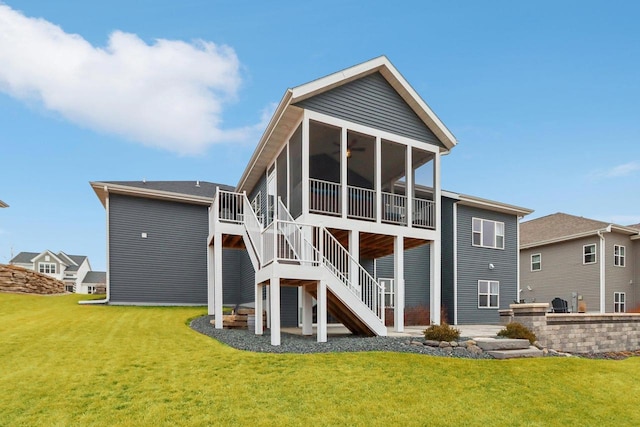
[235,90,294,191]
[90,182,214,207]
[609,224,640,236]
[456,194,533,217]
[521,229,608,250]
[57,251,78,266]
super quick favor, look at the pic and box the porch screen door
[266,167,276,225]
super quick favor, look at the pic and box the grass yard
[1,293,639,426]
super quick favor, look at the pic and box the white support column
[430,240,442,325]
[302,115,310,215]
[375,136,382,223]
[406,146,413,228]
[394,235,405,332]
[301,285,313,336]
[207,244,215,315]
[341,127,348,218]
[270,277,281,346]
[213,232,223,329]
[431,152,442,325]
[317,280,328,343]
[349,230,360,290]
[255,282,264,335]
[599,230,606,313]
[452,203,458,325]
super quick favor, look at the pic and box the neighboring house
[92,57,531,344]
[0,200,8,208]
[520,213,640,313]
[9,250,94,293]
[81,271,107,295]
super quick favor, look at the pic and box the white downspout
[597,228,607,313]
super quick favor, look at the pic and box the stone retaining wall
[510,303,640,353]
[0,264,65,294]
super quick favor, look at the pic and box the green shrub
[423,323,460,341]
[497,322,537,344]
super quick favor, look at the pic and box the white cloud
[0,4,261,155]
[591,161,640,179]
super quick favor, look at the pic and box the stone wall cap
[510,303,550,309]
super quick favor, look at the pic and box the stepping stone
[486,346,544,359]
[475,338,530,351]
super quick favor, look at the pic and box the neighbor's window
[38,262,56,274]
[583,244,596,264]
[531,253,541,271]
[472,218,505,249]
[614,292,626,313]
[614,245,625,267]
[88,286,96,295]
[478,280,499,308]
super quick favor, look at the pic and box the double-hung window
[478,280,499,308]
[531,253,541,271]
[614,245,625,267]
[472,218,505,249]
[614,292,626,313]
[583,244,596,264]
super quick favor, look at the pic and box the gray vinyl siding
[456,205,518,324]
[108,194,209,304]
[295,72,445,149]
[440,197,456,323]
[280,287,298,327]
[374,244,431,309]
[605,234,634,312]
[633,241,640,309]
[520,236,601,313]
[238,249,256,304]
[33,253,63,276]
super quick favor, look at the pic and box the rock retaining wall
[0,264,65,294]
[511,303,640,353]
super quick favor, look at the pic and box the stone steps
[474,338,543,359]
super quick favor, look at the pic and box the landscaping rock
[424,340,440,347]
[439,341,451,348]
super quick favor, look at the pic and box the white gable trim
[30,250,67,266]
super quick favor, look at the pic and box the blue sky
[1,1,639,271]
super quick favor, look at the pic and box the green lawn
[1,293,639,426]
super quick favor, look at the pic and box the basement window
[614,292,626,313]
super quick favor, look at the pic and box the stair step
[486,346,544,359]
[475,338,531,351]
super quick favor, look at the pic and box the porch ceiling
[327,229,429,259]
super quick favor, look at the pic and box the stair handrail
[276,200,384,321]
[242,194,264,266]
[319,228,385,320]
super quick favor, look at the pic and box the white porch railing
[309,178,341,215]
[242,196,263,265]
[412,198,435,229]
[218,190,244,223]
[347,185,375,221]
[382,192,406,225]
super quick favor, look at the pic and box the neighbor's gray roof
[61,254,88,272]
[101,181,233,198]
[10,251,87,267]
[82,271,106,284]
[9,252,40,264]
[521,213,638,247]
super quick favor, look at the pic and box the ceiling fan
[332,139,365,158]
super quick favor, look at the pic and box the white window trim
[472,218,505,250]
[38,262,57,274]
[478,280,500,309]
[531,253,541,272]
[614,292,626,313]
[614,245,626,267]
[583,244,597,265]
